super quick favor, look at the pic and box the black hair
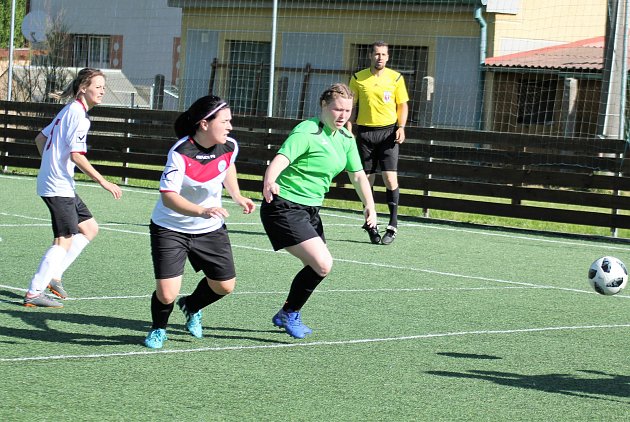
[370,41,389,54]
[173,95,229,138]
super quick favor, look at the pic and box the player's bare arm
[161,190,229,219]
[34,132,47,156]
[395,102,409,144]
[70,152,122,199]
[223,165,256,214]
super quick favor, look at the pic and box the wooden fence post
[298,63,312,120]
[208,58,218,95]
[152,74,165,110]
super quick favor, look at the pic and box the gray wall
[434,36,481,129]
[29,0,181,85]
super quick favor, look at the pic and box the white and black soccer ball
[587,256,628,295]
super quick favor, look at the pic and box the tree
[0,0,28,49]
[12,12,72,102]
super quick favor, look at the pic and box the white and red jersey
[36,100,90,197]
[151,136,238,234]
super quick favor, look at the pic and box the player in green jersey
[260,83,377,339]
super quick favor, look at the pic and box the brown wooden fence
[2,100,630,231]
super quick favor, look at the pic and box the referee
[349,41,409,245]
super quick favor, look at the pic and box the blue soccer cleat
[177,296,203,338]
[144,328,167,349]
[272,308,312,339]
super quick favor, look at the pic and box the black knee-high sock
[386,187,399,228]
[151,291,174,329]
[283,265,325,312]
[184,277,225,314]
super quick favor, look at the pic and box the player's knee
[80,219,99,240]
[156,290,177,304]
[313,259,332,278]
[210,278,236,295]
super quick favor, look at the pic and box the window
[517,78,557,125]
[227,41,270,116]
[73,35,110,69]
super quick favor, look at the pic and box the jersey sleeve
[345,139,364,173]
[349,74,359,105]
[228,138,239,166]
[394,73,410,105]
[41,120,55,138]
[65,107,89,154]
[159,150,185,194]
[277,130,310,163]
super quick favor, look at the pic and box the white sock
[51,234,90,281]
[27,245,67,295]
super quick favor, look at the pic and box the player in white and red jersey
[144,95,256,349]
[24,68,123,308]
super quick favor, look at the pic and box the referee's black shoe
[381,225,398,245]
[362,223,381,244]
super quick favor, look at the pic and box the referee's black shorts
[356,124,399,174]
[260,195,325,251]
[149,221,236,281]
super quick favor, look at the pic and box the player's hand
[364,206,377,228]
[263,182,279,203]
[103,181,123,199]
[395,127,406,144]
[237,197,256,214]
[200,207,230,219]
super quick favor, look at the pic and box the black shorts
[357,124,399,174]
[41,195,93,238]
[150,221,236,281]
[260,195,325,251]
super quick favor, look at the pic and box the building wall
[29,0,181,85]
[487,0,607,57]
[178,5,482,124]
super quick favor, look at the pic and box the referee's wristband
[398,125,405,128]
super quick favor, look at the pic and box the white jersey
[151,136,239,234]
[36,100,90,197]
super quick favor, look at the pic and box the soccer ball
[587,256,628,295]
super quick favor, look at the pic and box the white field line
[3,174,630,252]
[1,323,629,363]
[2,213,629,298]
[0,284,548,306]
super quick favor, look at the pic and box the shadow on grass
[436,352,502,360]
[0,290,291,346]
[427,369,630,402]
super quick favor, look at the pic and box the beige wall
[180,7,478,76]
[487,0,607,57]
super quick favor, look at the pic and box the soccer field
[1,174,630,421]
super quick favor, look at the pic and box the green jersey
[276,118,363,206]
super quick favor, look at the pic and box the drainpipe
[474,2,487,130]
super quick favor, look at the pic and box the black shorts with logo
[260,195,325,251]
[150,221,236,281]
[356,124,399,174]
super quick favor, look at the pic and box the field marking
[3,174,630,252]
[2,213,629,297]
[0,283,546,303]
[1,323,629,363]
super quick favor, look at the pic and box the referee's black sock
[386,187,399,228]
[184,277,225,314]
[151,291,174,329]
[283,265,325,312]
